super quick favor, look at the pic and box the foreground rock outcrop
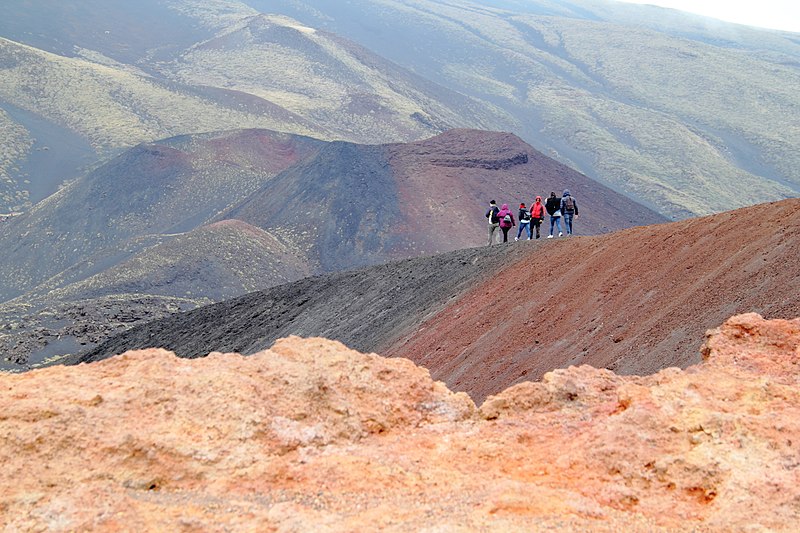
[2,314,799,530]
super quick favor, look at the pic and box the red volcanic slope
[164,128,322,175]
[384,129,665,257]
[387,199,800,402]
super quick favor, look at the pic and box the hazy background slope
[0,0,508,213]
[250,0,800,216]
[3,0,799,217]
[0,0,214,64]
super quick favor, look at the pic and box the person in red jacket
[496,203,515,243]
[529,196,546,239]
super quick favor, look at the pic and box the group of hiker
[485,190,579,245]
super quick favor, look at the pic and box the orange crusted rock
[1,316,799,531]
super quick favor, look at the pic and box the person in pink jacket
[496,203,515,243]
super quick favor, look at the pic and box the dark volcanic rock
[72,243,530,365]
[0,295,195,371]
[1,220,312,368]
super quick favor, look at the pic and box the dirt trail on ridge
[76,200,799,403]
[388,199,800,402]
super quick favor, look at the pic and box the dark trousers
[501,226,511,242]
[531,218,542,238]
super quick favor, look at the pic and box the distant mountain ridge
[2,0,799,217]
[246,0,800,216]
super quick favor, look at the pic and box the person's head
[550,192,556,198]
[520,203,526,208]
[563,189,570,196]
[535,195,542,202]
[501,203,509,210]
[489,200,496,206]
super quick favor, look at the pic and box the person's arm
[575,200,579,216]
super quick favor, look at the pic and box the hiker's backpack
[489,206,500,223]
[564,196,575,213]
[503,213,512,224]
[521,209,531,222]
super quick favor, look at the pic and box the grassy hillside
[0,108,32,211]
[160,14,507,141]
[4,0,798,217]
[519,15,800,215]
[40,220,312,303]
[0,37,319,153]
[256,0,800,217]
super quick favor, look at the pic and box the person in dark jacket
[485,200,500,246]
[545,192,562,238]
[515,203,531,241]
[529,195,546,239]
[496,203,515,243]
[560,189,579,236]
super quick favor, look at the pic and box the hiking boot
[547,235,553,239]
[558,232,563,237]
[514,236,519,241]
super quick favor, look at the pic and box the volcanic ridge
[1,128,666,369]
[78,199,800,403]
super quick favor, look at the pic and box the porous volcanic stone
[1,314,799,531]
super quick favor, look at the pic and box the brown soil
[388,199,800,402]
